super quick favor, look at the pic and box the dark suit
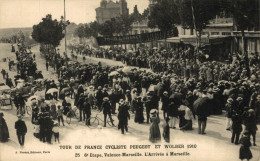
[15,120,27,146]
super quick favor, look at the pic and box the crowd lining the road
[0,44,259,160]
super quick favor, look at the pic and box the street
[0,43,260,161]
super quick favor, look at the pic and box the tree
[148,0,180,33]
[89,21,100,38]
[221,0,259,55]
[131,5,142,22]
[116,15,134,36]
[74,25,86,39]
[99,20,117,36]
[148,0,179,48]
[140,8,150,21]
[176,0,221,54]
[32,14,69,49]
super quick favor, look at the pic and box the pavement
[0,43,260,161]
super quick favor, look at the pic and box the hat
[17,115,22,118]
[163,91,168,95]
[98,86,102,90]
[103,97,109,101]
[126,89,130,93]
[207,88,213,94]
[150,109,158,115]
[236,97,243,101]
[248,109,254,113]
[196,82,201,87]
[119,99,125,104]
[227,98,233,103]
[257,95,260,100]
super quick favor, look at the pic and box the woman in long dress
[134,96,144,123]
[149,109,161,143]
[0,112,9,142]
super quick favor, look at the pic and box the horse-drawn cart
[0,84,13,110]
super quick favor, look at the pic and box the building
[96,0,129,24]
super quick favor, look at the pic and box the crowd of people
[0,43,259,161]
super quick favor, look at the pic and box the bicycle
[87,113,115,129]
[66,107,80,124]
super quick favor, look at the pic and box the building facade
[96,0,129,24]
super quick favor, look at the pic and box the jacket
[15,120,27,135]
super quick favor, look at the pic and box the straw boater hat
[248,109,254,113]
[236,96,243,101]
[227,98,233,103]
[163,91,168,95]
[119,99,125,104]
[103,97,109,101]
[150,109,158,117]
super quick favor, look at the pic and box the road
[0,43,259,161]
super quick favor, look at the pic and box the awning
[180,35,231,46]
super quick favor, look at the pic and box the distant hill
[0,27,33,39]
[0,23,79,40]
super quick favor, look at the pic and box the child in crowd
[162,117,170,143]
[52,122,60,143]
[33,121,40,139]
[57,105,64,126]
[239,131,252,161]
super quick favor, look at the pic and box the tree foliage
[148,0,180,32]
[176,0,221,33]
[32,14,69,47]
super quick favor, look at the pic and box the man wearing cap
[15,115,27,147]
[76,93,85,122]
[118,100,130,134]
[96,86,103,110]
[83,98,91,126]
[243,109,257,146]
[100,97,114,127]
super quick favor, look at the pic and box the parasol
[122,66,137,75]
[193,97,211,117]
[60,87,73,95]
[108,71,119,77]
[46,88,59,95]
[170,92,183,106]
[35,78,44,82]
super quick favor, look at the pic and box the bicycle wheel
[74,108,80,119]
[26,105,32,116]
[66,115,72,124]
[87,117,99,128]
[107,116,115,127]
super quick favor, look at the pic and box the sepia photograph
[0,0,259,161]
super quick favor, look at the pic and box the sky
[0,0,149,29]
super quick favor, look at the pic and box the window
[222,32,231,36]
[211,32,219,35]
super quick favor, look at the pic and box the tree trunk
[241,30,245,56]
[191,0,199,63]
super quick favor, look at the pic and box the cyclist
[100,97,114,127]
[14,93,25,115]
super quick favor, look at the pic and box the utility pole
[64,0,67,55]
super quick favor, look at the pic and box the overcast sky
[0,0,149,29]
